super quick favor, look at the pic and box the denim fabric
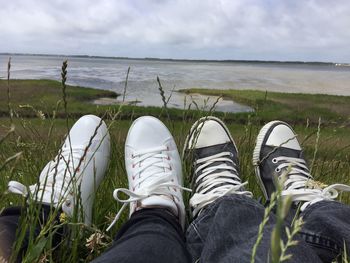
[0,207,23,262]
[0,205,61,262]
[300,200,350,262]
[1,197,350,263]
[186,194,350,263]
[91,208,191,263]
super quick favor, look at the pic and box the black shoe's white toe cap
[265,124,301,150]
[189,119,231,149]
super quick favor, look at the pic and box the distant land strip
[0,52,342,66]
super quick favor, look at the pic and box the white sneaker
[8,115,110,225]
[107,116,189,231]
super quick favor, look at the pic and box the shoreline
[0,79,349,127]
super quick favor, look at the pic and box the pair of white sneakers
[8,115,188,229]
[8,115,350,230]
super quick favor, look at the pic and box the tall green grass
[0,60,349,262]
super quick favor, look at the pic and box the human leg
[0,115,110,261]
[91,208,189,263]
[0,205,62,262]
[0,207,22,261]
[300,200,350,262]
[92,116,191,263]
[253,120,350,262]
[184,117,321,263]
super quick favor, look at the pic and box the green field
[179,88,350,126]
[1,79,350,262]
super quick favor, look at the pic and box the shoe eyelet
[275,167,281,173]
[169,166,172,171]
[131,154,135,159]
[132,164,135,168]
[166,146,169,150]
[272,158,277,164]
[167,156,171,160]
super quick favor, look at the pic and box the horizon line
[0,52,347,65]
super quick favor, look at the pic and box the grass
[179,88,350,126]
[1,79,350,262]
[0,79,118,118]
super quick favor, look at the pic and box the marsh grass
[0,60,350,262]
[122,66,130,103]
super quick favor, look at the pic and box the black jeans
[0,205,62,262]
[1,195,350,262]
[91,208,191,263]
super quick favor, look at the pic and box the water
[1,54,349,112]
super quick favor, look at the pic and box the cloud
[0,0,350,61]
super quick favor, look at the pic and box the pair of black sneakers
[184,116,346,217]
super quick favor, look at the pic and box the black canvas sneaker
[253,120,350,211]
[184,116,252,217]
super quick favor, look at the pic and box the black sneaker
[253,120,350,211]
[184,116,252,217]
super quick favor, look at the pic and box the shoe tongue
[140,196,178,216]
[139,157,166,185]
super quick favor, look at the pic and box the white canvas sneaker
[8,115,110,225]
[107,116,189,231]
[253,120,350,211]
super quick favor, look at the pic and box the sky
[1,0,350,62]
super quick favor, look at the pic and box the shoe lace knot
[275,156,350,211]
[8,147,86,211]
[107,145,191,231]
[190,151,252,217]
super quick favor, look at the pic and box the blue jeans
[186,195,345,262]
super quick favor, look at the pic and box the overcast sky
[1,0,350,62]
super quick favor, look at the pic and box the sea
[1,54,349,112]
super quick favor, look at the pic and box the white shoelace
[107,146,191,231]
[275,156,350,211]
[8,148,86,209]
[190,151,252,217]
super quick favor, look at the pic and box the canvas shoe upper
[107,116,190,231]
[184,116,252,217]
[8,115,110,225]
[253,120,350,211]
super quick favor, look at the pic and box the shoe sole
[252,120,291,200]
[182,115,238,159]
